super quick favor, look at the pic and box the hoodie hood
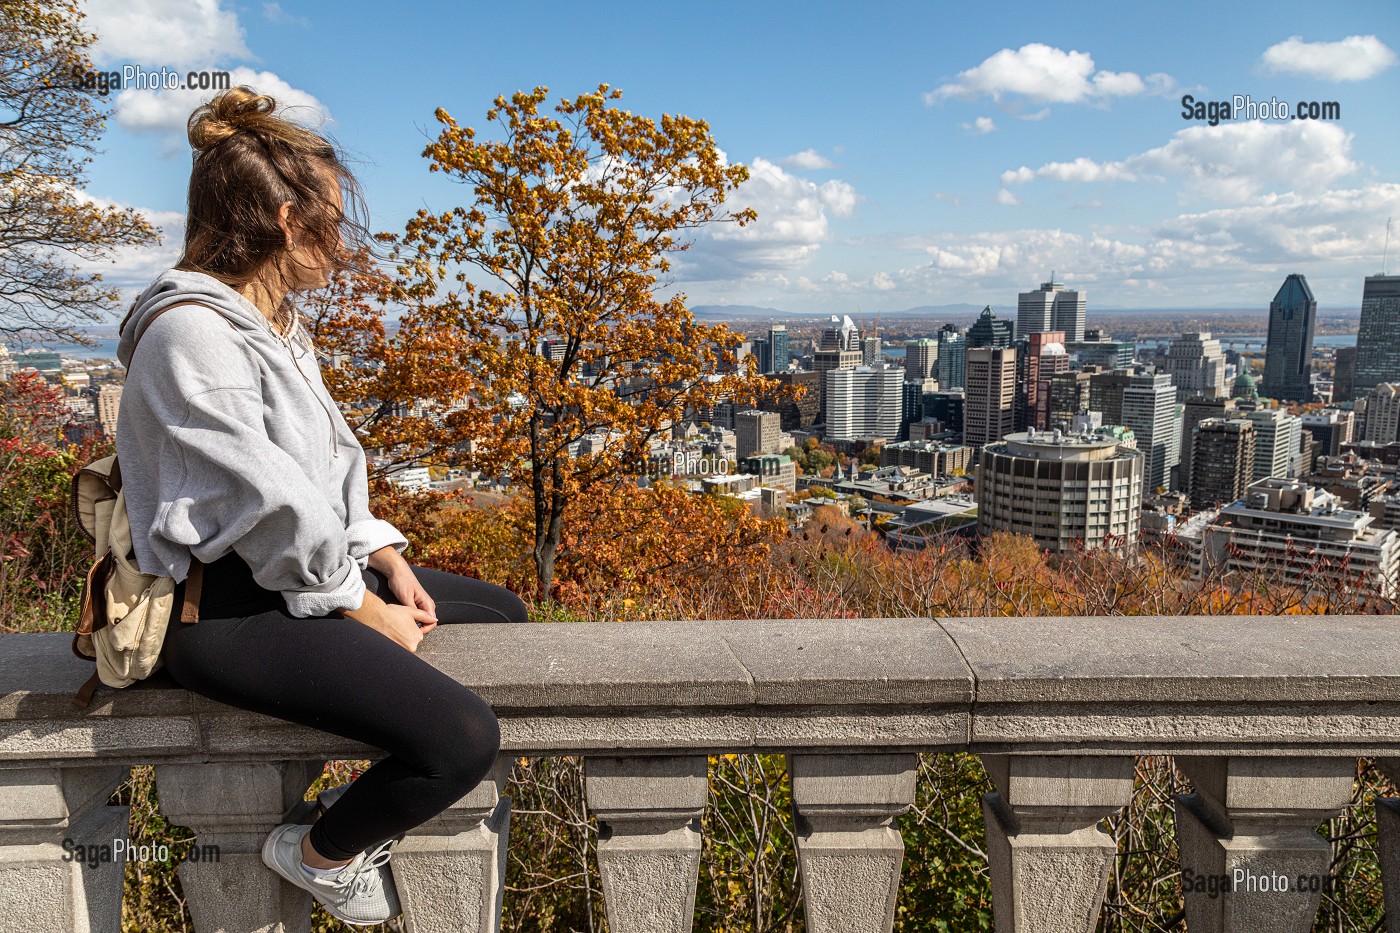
[118,268,287,369]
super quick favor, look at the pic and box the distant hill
[690,303,992,321]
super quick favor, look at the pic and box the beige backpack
[70,304,206,709]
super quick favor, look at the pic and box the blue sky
[78,0,1400,315]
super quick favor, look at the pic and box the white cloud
[871,271,895,291]
[682,157,858,280]
[112,67,331,137]
[962,116,997,134]
[1001,120,1357,202]
[67,192,186,302]
[846,181,1400,307]
[81,0,329,143]
[1261,35,1398,82]
[780,149,836,170]
[995,188,1021,206]
[925,43,1174,106]
[82,0,251,69]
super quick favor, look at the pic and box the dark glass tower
[1261,274,1316,402]
[967,305,1013,349]
[1356,275,1400,394]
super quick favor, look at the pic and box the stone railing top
[4,615,1400,763]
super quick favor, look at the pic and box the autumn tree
[0,0,156,344]
[393,84,797,600]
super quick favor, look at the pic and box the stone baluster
[787,753,918,933]
[584,755,709,933]
[155,759,324,933]
[1174,755,1355,933]
[394,755,512,933]
[979,754,1135,933]
[0,765,130,933]
[1375,758,1400,933]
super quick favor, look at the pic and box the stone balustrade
[3,615,1400,932]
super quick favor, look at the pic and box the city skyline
[70,0,1399,319]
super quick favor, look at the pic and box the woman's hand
[367,546,438,633]
[337,589,433,652]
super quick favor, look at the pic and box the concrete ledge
[4,616,1400,766]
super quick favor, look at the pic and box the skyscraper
[1333,345,1357,401]
[1163,332,1226,402]
[814,314,863,424]
[1356,275,1400,393]
[1190,418,1255,509]
[1364,384,1400,444]
[1014,331,1067,431]
[767,324,789,374]
[964,347,1016,448]
[936,325,966,389]
[903,338,937,381]
[1261,274,1317,402]
[1180,395,1238,489]
[1121,373,1179,497]
[1245,408,1302,481]
[1017,278,1086,342]
[967,306,1013,349]
[824,365,905,442]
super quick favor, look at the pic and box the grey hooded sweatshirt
[115,268,408,617]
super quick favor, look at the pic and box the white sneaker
[261,822,401,926]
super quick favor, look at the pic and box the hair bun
[187,86,279,153]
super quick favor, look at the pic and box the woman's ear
[277,200,296,250]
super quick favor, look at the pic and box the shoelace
[328,840,395,899]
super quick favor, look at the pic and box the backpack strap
[180,558,203,624]
[72,671,103,709]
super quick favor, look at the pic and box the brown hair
[175,86,373,299]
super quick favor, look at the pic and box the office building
[977,428,1144,553]
[903,338,938,381]
[936,325,966,389]
[1017,278,1087,342]
[881,439,974,477]
[734,410,782,461]
[1261,274,1317,402]
[1201,478,1400,599]
[863,335,883,367]
[1246,408,1301,481]
[1356,275,1400,393]
[1047,371,1093,431]
[1365,384,1400,444]
[967,306,1013,349]
[1179,395,1238,488]
[1333,345,1357,402]
[738,453,797,492]
[761,371,820,429]
[813,317,864,423]
[1301,408,1356,472]
[1121,373,1179,497]
[824,364,904,442]
[1088,371,1132,425]
[1163,332,1226,402]
[96,384,123,440]
[1068,337,1135,372]
[768,324,789,374]
[1190,418,1256,509]
[964,347,1016,448]
[924,390,965,436]
[1015,331,1067,431]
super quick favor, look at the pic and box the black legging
[161,550,527,861]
